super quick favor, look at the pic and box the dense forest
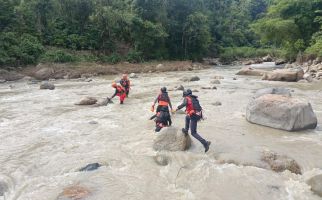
[0,0,322,67]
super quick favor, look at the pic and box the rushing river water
[1,66,322,200]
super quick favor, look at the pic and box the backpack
[191,96,202,112]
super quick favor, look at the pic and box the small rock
[307,174,322,197]
[57,185,91,200]
[129,73,138,78]
[261,150,301,174]
[181,76,200,82]
[175,85,184,91]
[76,97,98,105]
[233,77,237,80]
[89,121,98,125]
[275,59,287,65]
[211,80,221,84]
[40,82,55,90]
[79,163,101,172]
[154,154,169,166]
[213,75,224,80]
[201,87,211,90]
[192,89,199,92]
[85,78,92,82]
[212,101,222,106]
[212,86,217,90]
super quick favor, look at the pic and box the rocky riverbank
[0,61,209,83]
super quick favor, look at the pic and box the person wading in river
[108,82,126,104]
[150,106,172,132]
[151,87,174,113]
[176,89,211,152]
[120,74,130,97]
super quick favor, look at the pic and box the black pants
[185,115,207,147]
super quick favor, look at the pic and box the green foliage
[219,47,284,63]
[1,0,322,66]
[41,50,78,63]
[0,32,44,66]
[126,50,143,63]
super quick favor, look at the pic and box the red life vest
[120,79,130,89]
[116,86,125,96]
[158,93,170,106]
[185,96,202,116]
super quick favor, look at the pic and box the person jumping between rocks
[176,89,211,152]
[120,74,131,97]
[150,106,172,132]
[108,82,126,104]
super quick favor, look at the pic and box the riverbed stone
[211,80,221,84]
[307,174,322,197]
[34,67,54,80]
[262,68,304,82]
[154,153,170,166]
[153,127,191,151]
[262,55,273,62]
[40,81,55,90]
[212,101,222,106]
[236,67,267,76]
[76,97,98,105]
[254,87,291,99]
[246,94,317,131]
[129,73,138,78]
[261,150,301,174]
[79,163,101,172]
[275,59,287,65]
[181,76,200,82]
[57,185,91,200]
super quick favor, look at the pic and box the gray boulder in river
[307,174,322,197]
[246,91,317,131]
[262,68,304,82]
[39,82,55,90]
[75,97,98,105]
[153,127,191,151]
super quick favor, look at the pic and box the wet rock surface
[307,174,322,197]
[246,94,317,131]
[261,151,301,174]
[79,163,101,172]
[40,81,55,90]
[180,76,200,82]
[75,97,98,105]
[153,127,191,151]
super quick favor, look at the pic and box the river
[0,65,322,200]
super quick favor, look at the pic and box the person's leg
[120,93,126,104]
[190,119,208,147]
[182,115,190,135]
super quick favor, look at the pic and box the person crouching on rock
[150,106,172,132]
[175,89,211,152]
[108,82,126,104]
[151,87,174,114]
[120,74,130,97]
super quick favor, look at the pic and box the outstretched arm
[177,98,187,110]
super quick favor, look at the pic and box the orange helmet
[112,82,117,88]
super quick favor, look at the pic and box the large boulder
[40,82,55,90]
[307,174,322,197]
[236,67,267,76]
[34,68,54,80]
[75,97,98,105]
[254,87,291,99]
[262,68,304,82]
[246,94,317,131]
[275,59,287,65]
[153,127,191,151]
[261,150,301,174]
